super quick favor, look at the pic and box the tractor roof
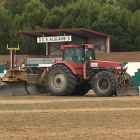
[60,44,94,49]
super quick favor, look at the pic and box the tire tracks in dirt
[0,107,140,113]
[0,97,140,104]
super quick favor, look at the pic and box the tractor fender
[54,61,82,75]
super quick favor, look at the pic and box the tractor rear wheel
[44,64,76,96]
[92,71,117,97]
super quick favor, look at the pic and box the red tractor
[44,44,133,96]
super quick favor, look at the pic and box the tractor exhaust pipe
[82,44,90,80]
[83,61,90,80]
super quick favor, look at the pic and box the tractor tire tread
[44,64,76,96]
[92,71,117,97]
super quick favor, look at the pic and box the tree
[40,0,78,9]
[9,0,48,54]
[0,8,11,54]
[92,4,120,34]
[120,0,140,13]
[135,35,140,51]
[129,10,140,37]
[19,0,48,30]
[43,6,65,29]
[60,0,101,29]
[117,8,132,31]
[4,0,31,18]
[91,3,135,52]
[1,0,140,53]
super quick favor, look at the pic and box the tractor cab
[60,44,95,64]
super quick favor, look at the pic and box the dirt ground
[0,91,140,140]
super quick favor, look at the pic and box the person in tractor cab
[89,56,92,60]
[85,49,92,60]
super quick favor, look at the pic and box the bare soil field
[0,91,140,140]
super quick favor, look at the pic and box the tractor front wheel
[44,64,76,96]
[92,71,117,97]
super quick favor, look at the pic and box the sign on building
[37,36,72,43]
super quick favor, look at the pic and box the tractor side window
[85,49,95,61]
[63,48,74,61]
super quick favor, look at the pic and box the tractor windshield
[85,49,95,61]
[63,47,83,64]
